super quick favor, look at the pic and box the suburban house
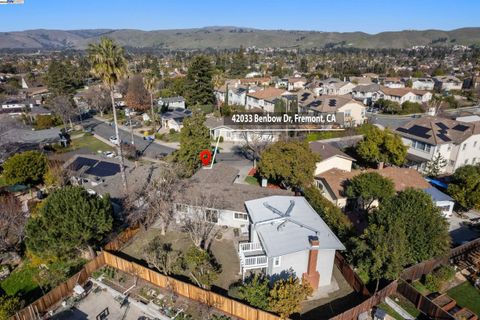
[158,96,186,109]
[239,77,271,86]
[351,83,381,105]
[306,95,366,127]
[242,196,345,289]
[245,87,287,113]
[309,141,355,175]
[434,76,463,91]
[171,164,345,289]
[287,77,307,91]
[316,167,454,217]
[382,77,405,88]
[411,78,435,91]
[173,163,293,233]
[323,81,356,96]
[160,108,192,132]
[296,90,316,109]
[379,87,432,104]
[227,86,249,106]
[205,117,280,143]
[349,76,373,85]
[395,116,480,174]
[312,78,342,96]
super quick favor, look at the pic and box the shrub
[3,151,48,185]
[169,128,176,134]
[35,115,60,129]
[425,273,441,292]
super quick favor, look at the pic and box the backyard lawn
[244,175,260,186]
[448,281,480,316]
[0,262,42,303]
[55,133,113,154]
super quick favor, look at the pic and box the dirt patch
[121,227,240,291]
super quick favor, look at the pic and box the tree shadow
[294,291,366,320]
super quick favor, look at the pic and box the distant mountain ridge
[0,26,479,50]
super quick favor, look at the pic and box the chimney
[302,236,320,290]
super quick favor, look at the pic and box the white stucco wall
[314,157,353,176]
[317,249,336,287]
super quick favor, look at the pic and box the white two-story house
[411,78,435,91]
[395,116,480,174]
[245,87,287,113]
[241,196,345,289]
[433,76,463,91]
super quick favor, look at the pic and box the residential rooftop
[395,116,480,145]
[245,196,346,257]
[309,141,355,162]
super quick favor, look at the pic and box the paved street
[83,118,246,163]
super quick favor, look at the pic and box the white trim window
[205,208,219,223]
[234,212,248,221]
[273,256,281,267]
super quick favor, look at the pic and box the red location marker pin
[199,149,212,166]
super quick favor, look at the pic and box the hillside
[0,27,479,50]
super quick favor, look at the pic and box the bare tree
[124,74,150,112]
[83,85,111,117]
[182,192,221,249]
[125,163,184,234]
[241,130,274,167]
[0,194,26,253]
[50,95,76,129]
[143,236,183,275]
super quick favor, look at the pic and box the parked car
[103,151,116,158]
[109,136,120,145]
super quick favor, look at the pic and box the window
[463,144,467,151]
[175,203,188,213]
[344,109,351,117]
[474,141,478,148]
[273,257,281,267]
[450,160,455,166]
[465,159,469,165]
[474,158,477,164]
[234,212,248,221]
[205,209,219,223]
[438,205,451,213]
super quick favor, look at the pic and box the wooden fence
[396,280,454,320]
[330,280,398,320]
[334,252,371,297]
[103,224,141,251]
[13,254,106,320]
[103,251,282,320]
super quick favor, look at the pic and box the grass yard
[55,133,113,154]
[412,280,430,296]
[244,175,260,186]
[0,262,42,303]
[377,302,403,320]
[448,281,480,316]
[390,294,421,318]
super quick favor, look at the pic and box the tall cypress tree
[185,55,215,106]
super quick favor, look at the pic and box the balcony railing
[238,242,268,270]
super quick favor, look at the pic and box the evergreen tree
[26,186,113,259]
[176,112,211,176]
[238,274,270,310]
[3,151,47,186]
[356,125,407,166]
[46,59,81,97]
[230,46,248,77]
[345,172,395,212]
[448,164,480,210]
[425,153,448,178]
[185,55,215,106]
[258,140,318,189]
[299,57,308,73]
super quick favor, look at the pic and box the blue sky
[0,0,479,33]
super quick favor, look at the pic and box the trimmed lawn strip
[378,302,404,320]
[448,281,480,316]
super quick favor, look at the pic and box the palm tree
[87,37,129,194]
[143,72,159,134]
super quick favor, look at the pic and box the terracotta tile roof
[317,167,430,200]
[248,87,286,100]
